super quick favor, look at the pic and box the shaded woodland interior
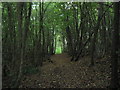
[2,2,120,88]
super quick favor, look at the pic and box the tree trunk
[14,2,24,88]
[90,3,102,66]
[111,2,119,88]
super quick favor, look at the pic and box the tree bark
[111,2,119,88]
[90,3,102,66]
[14,2,24,87]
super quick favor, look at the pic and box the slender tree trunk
[14,2,24,87]
[66,15,73,55]
[23,3,32,61]
[90,3,102,66]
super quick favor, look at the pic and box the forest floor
[20,53,111,88]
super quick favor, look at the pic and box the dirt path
[40,53,71,74]
[51,53,71,66]
[20,53,111,88]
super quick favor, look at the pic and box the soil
[19,53,111,88]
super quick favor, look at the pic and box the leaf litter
[20,53,111,88]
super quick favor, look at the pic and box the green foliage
[55,35,63,54]
[55,47,62,54]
